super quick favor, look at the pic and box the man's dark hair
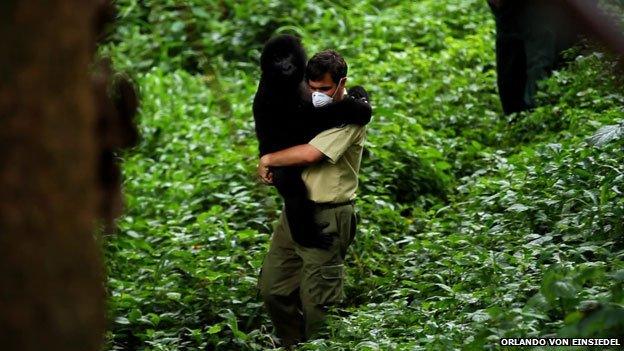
[305,50,348,84]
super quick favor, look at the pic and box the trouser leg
[496,36,528,115]
[259,211,304,345]
[297,205,357,339]
[490,1,529,115]
[519,0,572,109]
[522,17,557,108]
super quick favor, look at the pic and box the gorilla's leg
[272,167,333,249]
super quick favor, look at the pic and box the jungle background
[100,0,624,350]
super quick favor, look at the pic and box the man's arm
[257,144,325,183]
[262,144,325,167]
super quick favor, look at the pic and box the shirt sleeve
[308,124,364,164]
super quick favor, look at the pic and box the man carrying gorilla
[253,34,370,250]
[253,37,370,346]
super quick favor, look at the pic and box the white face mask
[310,77,346,108]
[311,91,333,107]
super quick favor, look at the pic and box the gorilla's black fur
[253,34,372,249]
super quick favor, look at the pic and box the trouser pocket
[306,264,344,305]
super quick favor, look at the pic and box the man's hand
[257,155,273,184]
[333,77,347,102]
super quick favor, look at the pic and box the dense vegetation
[101,1,624,350]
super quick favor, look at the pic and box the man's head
[305,50,348,98]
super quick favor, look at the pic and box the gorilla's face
[272,53,296,77]
[260,35,307,87]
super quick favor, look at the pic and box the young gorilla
[253,34,371,249]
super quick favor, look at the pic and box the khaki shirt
[302,125,366,203]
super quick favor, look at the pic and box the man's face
[308,72,338,97]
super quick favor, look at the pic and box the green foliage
[105,69,276,350]
[102,0,624,350]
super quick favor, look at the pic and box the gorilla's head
[260,34,307,87]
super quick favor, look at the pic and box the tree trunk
[0,1,105,350]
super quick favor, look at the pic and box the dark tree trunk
[0,1,106,350]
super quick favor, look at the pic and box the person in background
[488,0,580,115]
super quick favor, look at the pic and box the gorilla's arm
[306,86,372,135]
[318,96,372,124]
[252,96,272,157]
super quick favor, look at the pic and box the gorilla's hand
[284,199,335,250]
[290,214,334,250]
[348,85,370,104]
[313,221,335,250]
[290,221,334,250]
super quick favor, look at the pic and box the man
[257,50,368,346]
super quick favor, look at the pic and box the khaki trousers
[259,204,356,345]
